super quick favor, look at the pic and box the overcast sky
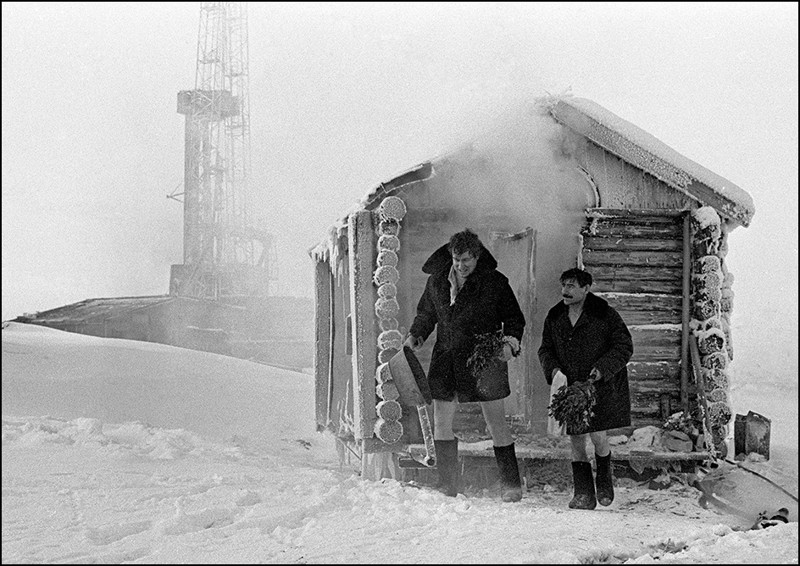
[2,2,797,322]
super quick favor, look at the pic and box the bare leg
[480,399,513,446]
[433,399,457,441]
[589,430,610,457]
[570,433,591,462]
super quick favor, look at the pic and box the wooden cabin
[310,95,754,479]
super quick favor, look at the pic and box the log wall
[581,209,688,428]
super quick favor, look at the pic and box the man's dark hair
[448,228,483,258]
[560,267,592,287]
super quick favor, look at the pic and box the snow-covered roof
[14,295,240,325]
[547,96,755,227]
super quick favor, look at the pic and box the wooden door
[489,227,536,431]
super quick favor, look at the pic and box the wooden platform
[404,440,708,463]
[400,438,710,491]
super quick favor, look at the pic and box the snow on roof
[546,96,755,227]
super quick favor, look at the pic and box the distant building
[13,294,314,371]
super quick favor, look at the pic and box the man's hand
[589,367,602,383]
[498,343,514,362]
[403,334,423,351]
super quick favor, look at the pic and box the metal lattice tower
[170,2,275,302]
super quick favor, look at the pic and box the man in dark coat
[538,267,633,510]
[404,229,526,501]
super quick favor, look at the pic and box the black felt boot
[594,452,614,506]
[433,439,459,497]
[493,443,523,502]
[568,461,597,510]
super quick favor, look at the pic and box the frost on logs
[372,196,408,444]
[689,206,734,453]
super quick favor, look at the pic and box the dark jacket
[538,292,633,432]
[409,244,525,402]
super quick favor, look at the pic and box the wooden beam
[582,249,683,267]
[680,213,691,414]
[313,260,332,430]
[587,265,683,283]
[348,210,378,442]
[582,222,683,239]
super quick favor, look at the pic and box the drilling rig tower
[170,2,275,303]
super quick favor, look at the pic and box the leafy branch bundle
[548,380,597,434]
[466,330,505,377]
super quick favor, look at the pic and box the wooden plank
[680,213,691,413]
[616,310,681,325]
[631,347,682,361]
[582,249,683,267]
[582,236,682,252]
[583,222,683,239]
[406,441,708,461]
[586,208,687,219]
[591,278,682,294]
[348,210,378,442]
[595,292,682,312]
[630,325,681,346]
[587,265,682,283]
[627,360,681,380]
[314,261,332,430]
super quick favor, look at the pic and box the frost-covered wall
[690,206,734,453]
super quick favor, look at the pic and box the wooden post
[313,260,332,429]
[348,210,377,442]
[680,213,691,414]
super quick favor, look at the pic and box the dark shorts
[429,358,511,403]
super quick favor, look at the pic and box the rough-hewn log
[616,310,681,326]
[595,292,682,312]
[587,265,683,283]
[582,236,682,252]
[627,360,681,381]
[376,380,400,401]
[630,325,681,348]
[631,347,681,361]
[592,278,683,294]
[376,399,402,421]
[630,378,681,394]
[583,222,683,239]
[586,208,687,219]
[582,249,683,267]
[348,210,377,441]
[374,418,403,444]
[680,213,691,413]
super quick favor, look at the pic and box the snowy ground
[2,322,797,564]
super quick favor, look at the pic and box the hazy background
[2,3,797,346]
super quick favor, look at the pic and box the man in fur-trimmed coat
[404,229,526,502]
[539,267,633,510]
